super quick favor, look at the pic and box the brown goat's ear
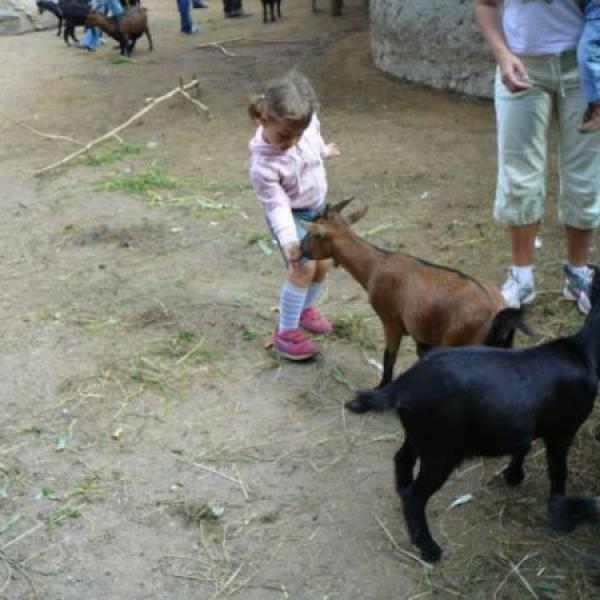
[330,195,354,214]
[345,205,368,225]
[302,221,326,238]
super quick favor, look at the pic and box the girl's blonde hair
[248,71,317,130]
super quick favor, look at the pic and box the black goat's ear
[345,205,368,225]
[330,195,354,214]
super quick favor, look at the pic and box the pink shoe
[272,328,320,360]
[299,307,333,334]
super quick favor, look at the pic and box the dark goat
[86,6,152,57]
[349,267,600,562]
[61,2,91,45]
[301,199,531,389]
[36,0,89,42]
[261,0,281,23]
[36,0,63,36]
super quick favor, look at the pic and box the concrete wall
[0,0,55,35]
[370,0,495,98]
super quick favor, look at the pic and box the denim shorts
[494,50,600,229]
[267,204,326,267]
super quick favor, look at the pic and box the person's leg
[494,59,552,306]
[299,259,333,334]
[177,0,197,32]
[557,49,600,312]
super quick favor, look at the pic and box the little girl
[248,72,340,360]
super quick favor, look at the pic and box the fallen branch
[0,108,84,146]
[34,78,209,176]
[196,36,316,51]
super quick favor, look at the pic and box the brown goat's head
[86,9,104,26]
[300,197,368,261]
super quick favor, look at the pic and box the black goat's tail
[485,306,533,348]
[549,496,599,533]
[345,386,398,414]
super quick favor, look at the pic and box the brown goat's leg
[379,332,402,387]
[401,455,457,562]
[145,29,153,51]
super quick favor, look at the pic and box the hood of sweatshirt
[249,126,291,158]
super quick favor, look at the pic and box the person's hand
[499,52,532,92]
[324,143,340,159]
[284,242,304,274]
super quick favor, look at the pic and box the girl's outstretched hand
[324,143,341,159]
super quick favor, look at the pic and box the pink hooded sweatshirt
[249,114,328,248]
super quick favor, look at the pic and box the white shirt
[502,0,584,55]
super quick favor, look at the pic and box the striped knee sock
[303,282,323,310]
[279,282,308,332]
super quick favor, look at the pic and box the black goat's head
[300,197,368,261]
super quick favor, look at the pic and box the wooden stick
[0,108,84,146]
[34,79,205,176]
[195,36,316,51]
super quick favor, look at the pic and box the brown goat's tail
[484,306,533,348]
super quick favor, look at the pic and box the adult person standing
[475,0,600,314]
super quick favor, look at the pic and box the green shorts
[494,50,600,229]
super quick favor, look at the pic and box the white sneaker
[563,264,592,315]
[501,267,536,308]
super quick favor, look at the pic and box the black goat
[37,0,63,36]
[60,2,91,45]
[349,267,600,563]
[36,0,89,40]
[261,0,281,23]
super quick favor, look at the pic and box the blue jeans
[578,1,600,103]
[177,0,196,32]
[82,0,124,49]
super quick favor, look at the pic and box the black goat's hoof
[549,496,599,533]
[503,466,525,487]
[345,398,371,414]
[420,541,442,563]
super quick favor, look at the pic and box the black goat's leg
[545,436,571,497]
[401,455,456,563]
[395,437,417,492]
[270,4,275,22]
[57,16,62,36]
[503,443,530,487]
[277,0,281,18]
[543,435,598,532]
[263,3,267,23]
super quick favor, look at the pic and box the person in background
[475,0,600,314]
[578,0,600,132]
[79,0,123,50]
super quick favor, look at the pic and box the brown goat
[86,6,152,57]
[301,199,530,388]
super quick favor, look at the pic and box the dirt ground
[1,1,599,599]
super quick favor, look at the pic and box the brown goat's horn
[330,195,354,213]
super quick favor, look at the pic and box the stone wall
[370,0,495,98]
[0,0,55,35]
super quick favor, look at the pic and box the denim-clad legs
[177,0,196,32]
[578,3,600,103]
[81,0,124,49]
